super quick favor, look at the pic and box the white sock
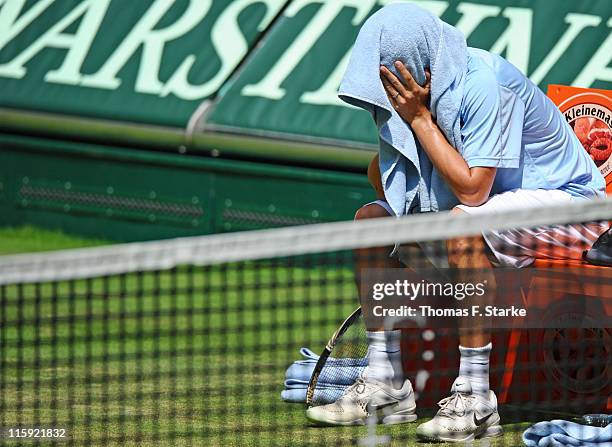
[366,330,403,389]
[458,343,492,397]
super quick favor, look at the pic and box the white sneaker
[416,377,503,443]
[306,377,417,426]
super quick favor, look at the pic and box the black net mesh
[1,205,611,446]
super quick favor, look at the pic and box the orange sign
[548,85,612,193]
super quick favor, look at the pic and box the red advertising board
[548,85,612,193]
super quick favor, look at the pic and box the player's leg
[356,155,410,389]
[354,202,406,388]
[448,208,495,394]
[417,207,502,442]
[417,189,607,441]
[306,201,417,426]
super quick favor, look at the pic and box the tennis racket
[306,307,368,406]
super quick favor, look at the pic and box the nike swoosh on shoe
[473,412,492,426]
[370,400,399,412]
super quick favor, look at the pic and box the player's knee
[447,236,472,266]
[447,207,471,265]
[450,206,466,216]
[367,154,385,200]
[354,203,391,220]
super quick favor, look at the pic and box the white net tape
[0,198,610,285]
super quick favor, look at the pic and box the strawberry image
[573,117,593,146]
[589,137,612,164]
[573,118,611,166]
[587,121,611,145]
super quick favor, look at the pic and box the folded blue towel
[284,359,316,382]
[523,420,612,447]
[280,386,346,404]
[285,361,367,386]
[285,347,367,383]
[339,3,465,215]
[281,379,355,404]
[281,347,367,403]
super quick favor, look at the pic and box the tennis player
[305,4,607,442]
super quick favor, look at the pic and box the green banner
[0,0,288,127]
[204,0,612,148]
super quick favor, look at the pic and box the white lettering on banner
[573,16,612,88]
[296,0,448,106]
[489,7,533,75]
[80,0,211,93]
[45,0,112,85]
[300,0,498,108]
[378,0,448,17]
[530,13,602,85]
[300,2,607,108]
[300,0,450,107]
[0,0,54,52]
[0,0,110,81]
[300,49,353,107]
[162,0,285,100]
[454,3,501,37]
[299,1,537,107]
[242,0,377,100]
[0,0,609,104]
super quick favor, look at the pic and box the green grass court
[1,226,533,446]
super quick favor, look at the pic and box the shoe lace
[345,377,368,397]
[437,392,475,417]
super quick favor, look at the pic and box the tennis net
[1,198,611,446]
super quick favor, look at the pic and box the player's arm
[409,117,495,207]
[380,63,495,207]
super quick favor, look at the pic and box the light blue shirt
[460,48,605,200]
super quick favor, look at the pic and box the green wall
[0,134,374,241]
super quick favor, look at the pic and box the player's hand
[380,62,431,126]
